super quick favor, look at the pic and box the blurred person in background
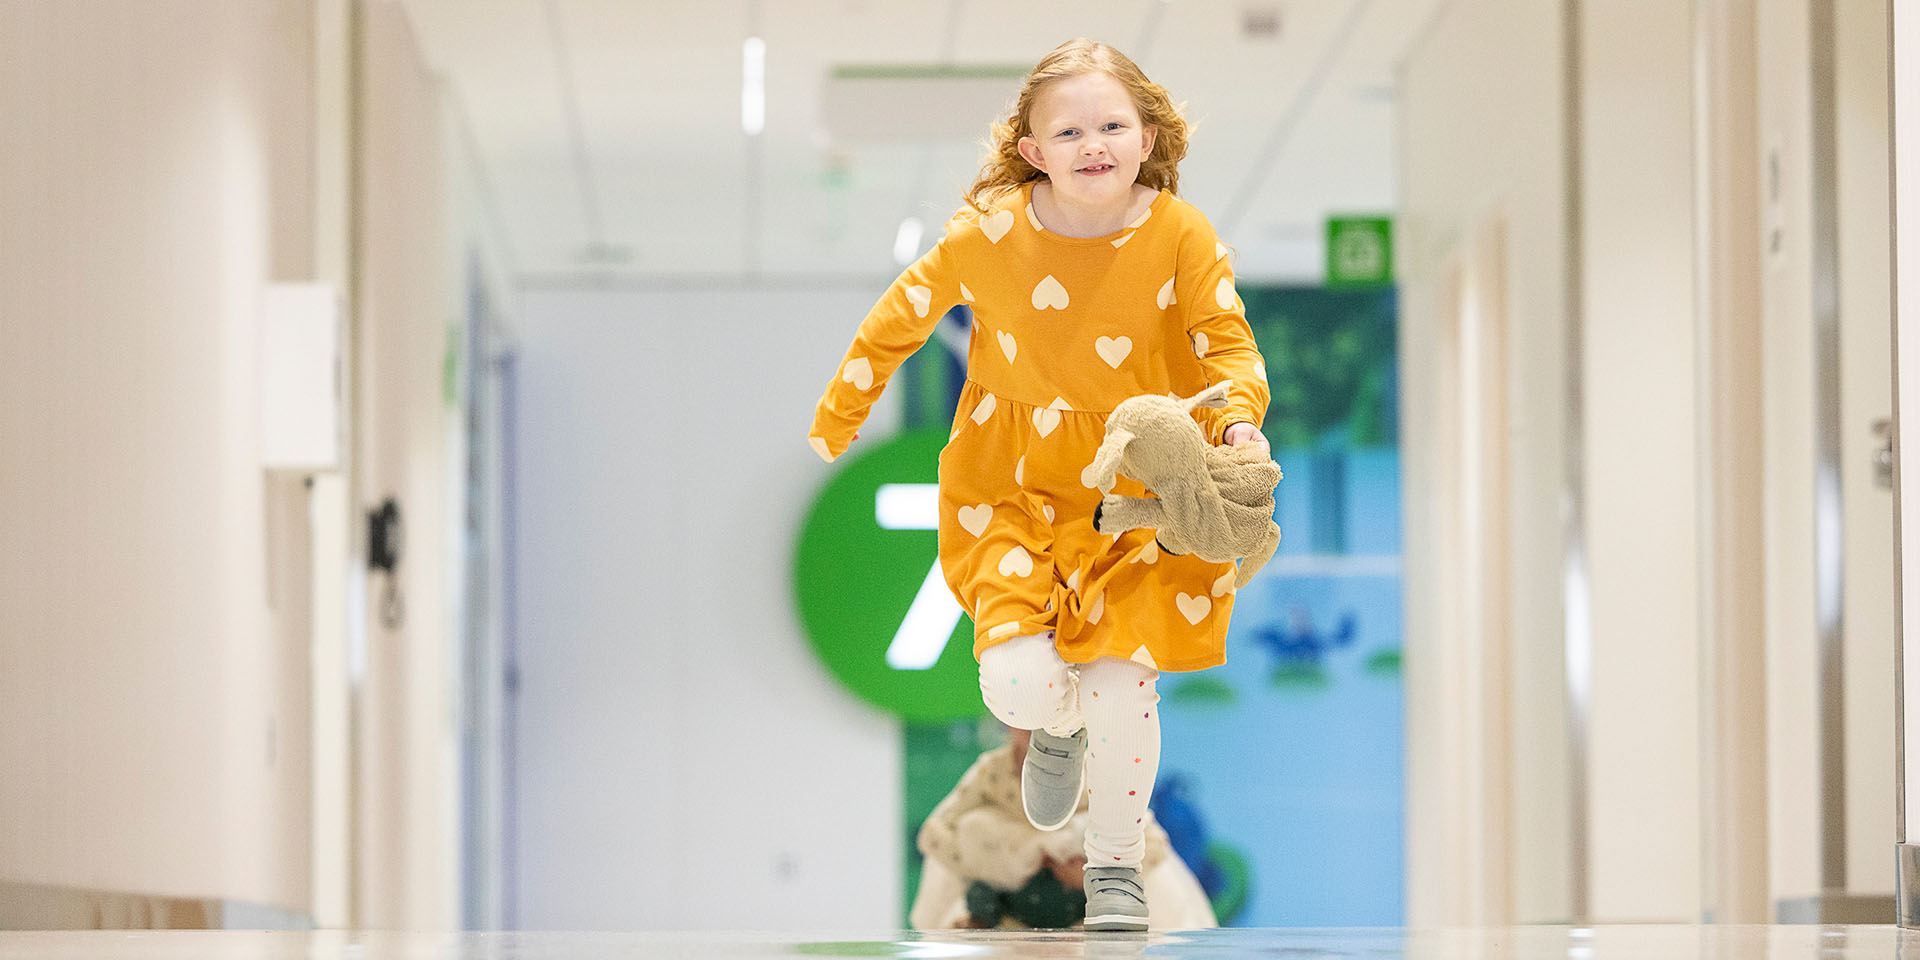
[910,727,1218,931]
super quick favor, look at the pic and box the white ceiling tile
[399,0,1439,284]
[946,0,1157,62]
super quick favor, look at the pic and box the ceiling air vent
[1242,5,1283,40]
[574,241,633,266]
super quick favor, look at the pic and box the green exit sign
[1326,216,1394,288]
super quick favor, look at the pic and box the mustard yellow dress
[809,181,1270,672]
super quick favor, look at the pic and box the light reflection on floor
[0,925,1914,959]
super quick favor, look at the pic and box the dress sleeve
[1175,218,1271,445]
[808,231,964,462]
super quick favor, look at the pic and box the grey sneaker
[1084,865,1149,931]
[1021,727,1087,831]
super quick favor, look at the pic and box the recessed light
[742,37,766,135]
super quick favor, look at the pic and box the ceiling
[398,0,1448,286]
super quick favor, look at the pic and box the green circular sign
[793,428,986,721]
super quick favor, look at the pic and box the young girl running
[807,37,1270,931]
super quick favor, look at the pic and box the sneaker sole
[1022,757,1086,832]
[1084,915,1149,932]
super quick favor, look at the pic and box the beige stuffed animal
[1080,381,1283,589]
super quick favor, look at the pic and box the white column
[1579,0,1703,921]
[308,0,355,930]
[1694,0,1770,924]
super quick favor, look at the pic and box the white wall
[352,0,463,929]
[1694,0,1771,923]
[1578,0,1702,922]
[1403,0,1898,925]
[1897,0,1920,847]
[0,0,499,929]
[1757,0,1824,906]
[510,283,903,930]
[0,0,316,912]
[1399,0,1570,926]
[1836,0,1897,900]
[1402,0,1709,924]
[436,49,523,938]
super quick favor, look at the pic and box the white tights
[978,633,1162,869]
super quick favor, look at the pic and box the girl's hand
[1224,421,1269,453]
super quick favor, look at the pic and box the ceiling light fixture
[742,36,766,135]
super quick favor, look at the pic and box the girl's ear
[1141,124,1158,159]
[1017,136,1046,172]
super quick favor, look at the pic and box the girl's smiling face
[1016,70,1157,211]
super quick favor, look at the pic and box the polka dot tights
[978,633,1162,869]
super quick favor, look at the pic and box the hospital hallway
[14,0,1920,948]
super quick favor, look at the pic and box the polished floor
[0,926,1915,959]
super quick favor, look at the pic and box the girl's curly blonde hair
[964,38,1190,213]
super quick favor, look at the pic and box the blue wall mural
[897,286,1403,927]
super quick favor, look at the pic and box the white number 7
[875,483,964,669]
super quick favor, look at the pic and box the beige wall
[1404,0,1899,925]
[1578,0,1702,922]
[1399,0,1570,926]
[0,0,317,911]
[1758,0,1823,905]
[351,0,459,930]
[0,0,470,928]
[1899,0,1920,846]
[1700,0,1896,916]
[1835,0,1897,900]
[1695,0,1771,923]
[1756,0,1899,910]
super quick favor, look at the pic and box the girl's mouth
[1078,164,1114,175]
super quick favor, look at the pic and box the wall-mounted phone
[368,496,406,628]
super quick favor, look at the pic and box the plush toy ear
[1081,428,1135,493]
[1184,380,1233,411]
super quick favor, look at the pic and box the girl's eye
[1104,123,1124,132]
[1058,129,1078,137]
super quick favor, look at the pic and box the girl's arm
[809,231,965,462]
[1176,221,1271,445]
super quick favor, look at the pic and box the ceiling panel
[755,1,957,278]
[945,0,1157,62]
[402,0,1450,284]
[402,0,567,152]
[563,2,748,273]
